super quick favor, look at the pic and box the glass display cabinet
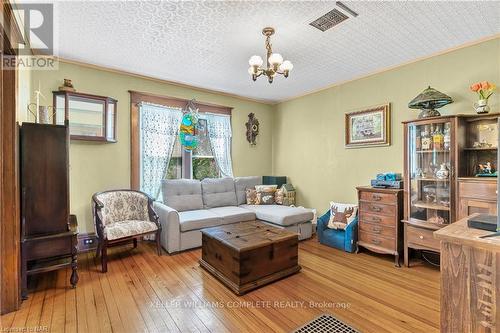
[53,91,117,142]
[403,113,499,267]
[405,117,456,228]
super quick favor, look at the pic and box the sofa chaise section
[240,204,314,240]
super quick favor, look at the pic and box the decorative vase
[436,163,450,179]
[474,99,490,114]
[38,106,50,124]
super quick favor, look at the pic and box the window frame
[129,90,232,190]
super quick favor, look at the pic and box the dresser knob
[372,206,382,212]
[419,235,424,239]
[372,195,382,201]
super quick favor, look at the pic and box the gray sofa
[154,176,314,254]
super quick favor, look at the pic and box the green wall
[30,62,274,233]
[27,38,500,234]
[272,38,500,214]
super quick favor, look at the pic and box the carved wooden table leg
[70,253,78,288]
[70,227,79,288]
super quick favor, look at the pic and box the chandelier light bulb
[248,66,256,75]
[248,55,263,67]
[279,60,293,72]
[268,53,283,66]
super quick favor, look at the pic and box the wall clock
[245,113,259,145]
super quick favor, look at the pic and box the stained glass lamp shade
[408,86,453,119]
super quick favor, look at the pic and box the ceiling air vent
[309,8,349,32]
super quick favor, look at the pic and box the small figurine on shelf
[58,79,76,92]
[428,215,446,225]
[476,162,497,177]
[415,168,424,179]
[436,163,450,179]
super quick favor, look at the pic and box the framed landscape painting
[345,103,391,148]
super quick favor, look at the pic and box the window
[130,91,233,193]
[193,118,220,180]
[166,117,220,180]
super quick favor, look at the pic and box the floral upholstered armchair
[92,190,161,272]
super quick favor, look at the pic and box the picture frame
[345,103,391,148]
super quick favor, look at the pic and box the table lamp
[408,86,453,119]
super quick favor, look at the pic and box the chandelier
[248,27,293,83]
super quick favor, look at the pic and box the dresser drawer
[359,212,396,227]
[359,223,395,239]
[359,202,396,217]
[359,231,395,250]
[360,191,396,205]
[459,180,497,200]
[406,225,440,251]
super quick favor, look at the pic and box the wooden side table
[21,214,79,299]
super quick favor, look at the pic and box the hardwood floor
[0,238,440,333]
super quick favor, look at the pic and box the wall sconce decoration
[245,113,259,145]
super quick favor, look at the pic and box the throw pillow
[245,188,258,205]
[256,189,275,205]
[327,202,358,230]
[275,188,284,205]
[255,184,278,192]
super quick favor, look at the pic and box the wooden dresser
[356,187,404,266]
[434,215,500,332]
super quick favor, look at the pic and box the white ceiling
[52,1,500,103]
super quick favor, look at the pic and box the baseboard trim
[77,232,98,253]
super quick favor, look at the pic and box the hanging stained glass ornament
[179,99,199,151]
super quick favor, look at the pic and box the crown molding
[54,57,275,106]
[277,34,500,104]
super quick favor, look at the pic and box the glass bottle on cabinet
[53,91,117,142]
[406,118,455,228]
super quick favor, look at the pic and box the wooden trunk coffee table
[199,220,301,295]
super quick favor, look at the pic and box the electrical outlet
[83,238,94,245]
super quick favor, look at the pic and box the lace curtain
[206,114,233,177]
[140,102,182,200]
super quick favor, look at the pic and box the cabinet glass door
[408,120,452,225]
[68,96,106,138]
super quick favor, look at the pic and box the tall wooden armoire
[20,122,78,298]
